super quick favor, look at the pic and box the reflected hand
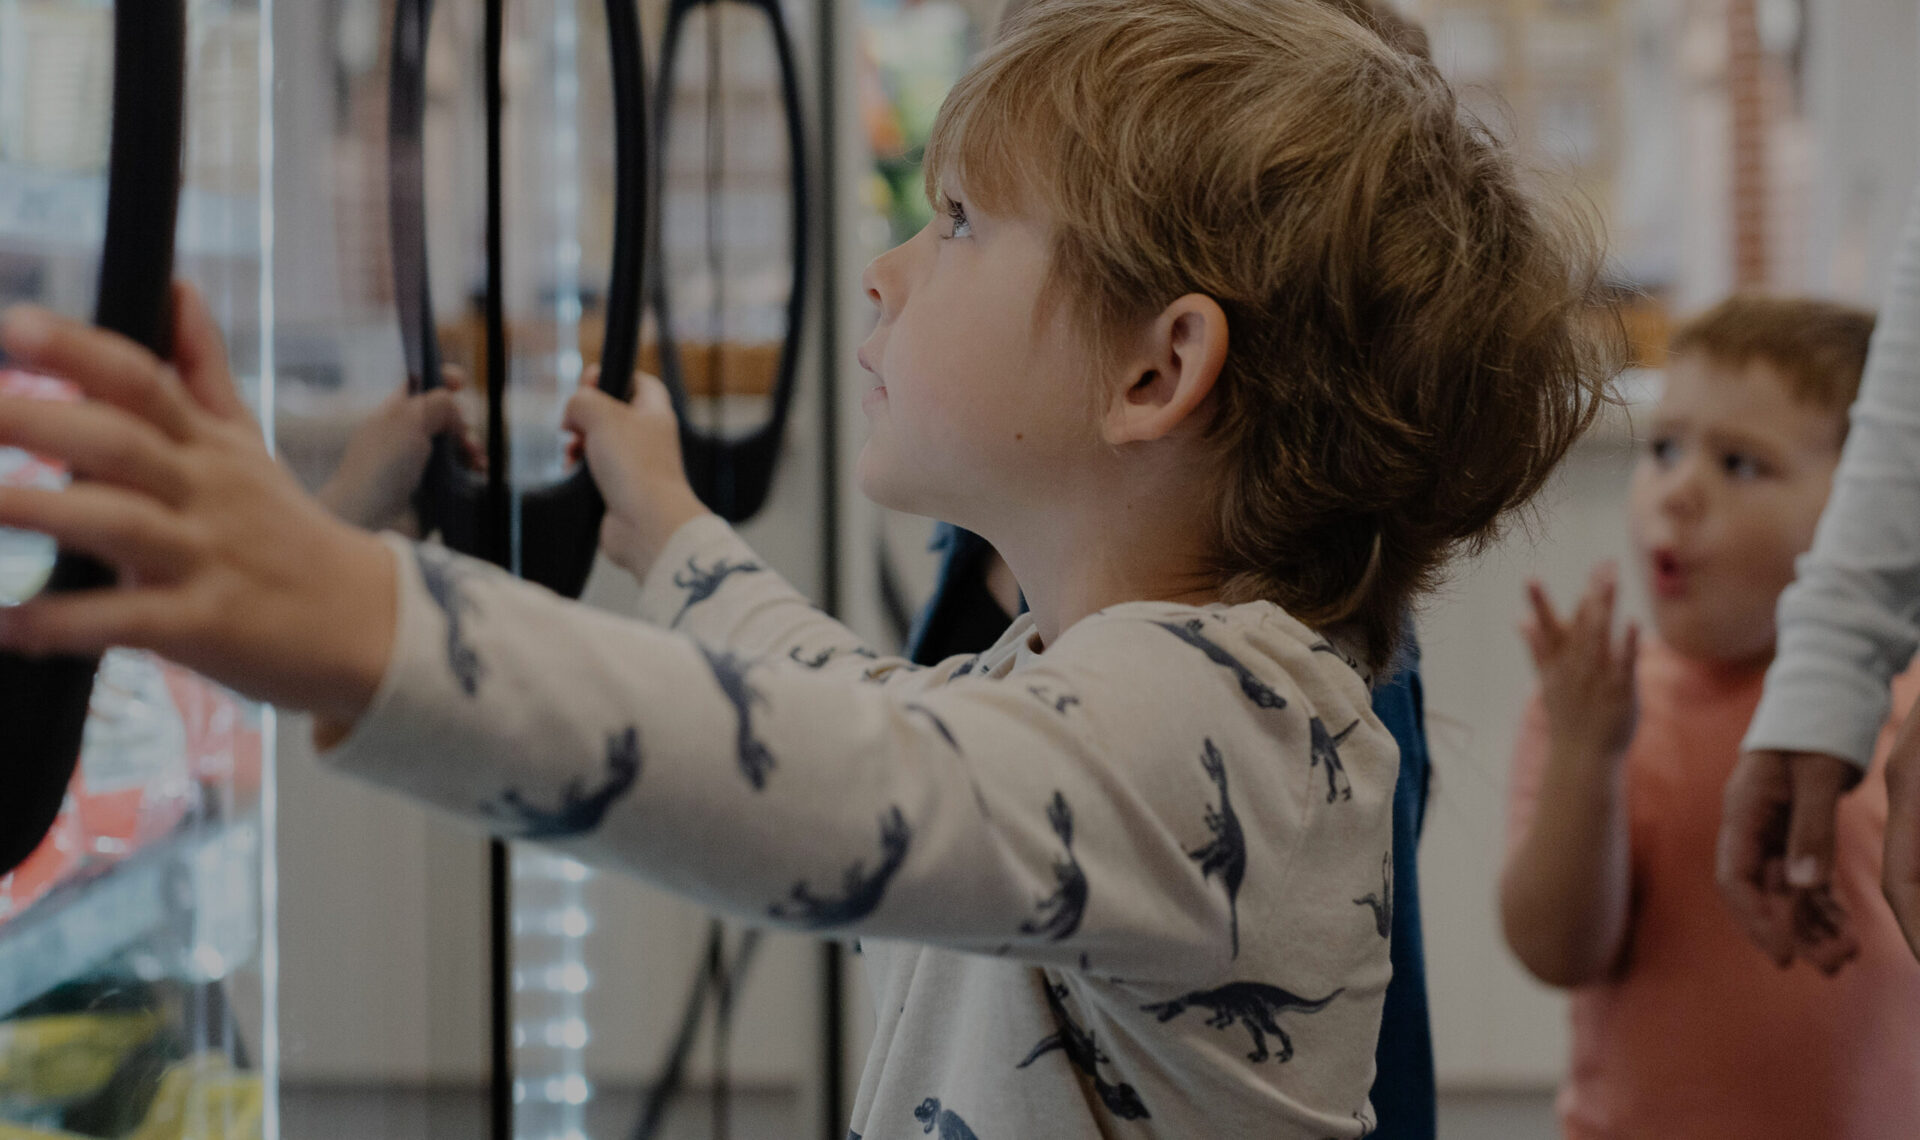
[562,367,708,578]
[1717,749,1861,974]
[0,285,396,727]
[1884,706,1920,961]
[318,365,483,531]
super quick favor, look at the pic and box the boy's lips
[1649,547,1690,599]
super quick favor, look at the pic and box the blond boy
[0,1,1607,1135]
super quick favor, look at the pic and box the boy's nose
[861,243,910,323]
[1659,465,1706,519]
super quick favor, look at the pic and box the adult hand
[1884,706,1920,961]
[0,285,397,726]
[1717,749,1861,973]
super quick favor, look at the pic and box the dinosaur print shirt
[321,516,1398,1139]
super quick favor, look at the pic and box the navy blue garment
[904,526,1436,1139]
[1366,633,1435,1140]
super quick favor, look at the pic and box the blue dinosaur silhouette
[1309,638,1364,674]
[1353,851,1392,939]
[1152,619,1288,711]
[671,556,763,627]
[1027,685,1081,715]
[789,644,879,669]
[906,703,962,753]
[698,646,776,789]
[912,1098,980,1140]
[1020,792,1088,942]
[769,807,912,928]
[1142,981,1344,1063]
[1308,717,1358,803]
[1188,739,1247,958]
[950,656,981,678]
[415,546,484,696]
[479,727,642,839]
[1017,980,1151,1120]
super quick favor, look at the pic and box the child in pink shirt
[1502,296,1920,1139]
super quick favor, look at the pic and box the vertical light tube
[255,0,281,1135]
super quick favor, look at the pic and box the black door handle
[652,0,809,523]
[388,0,648,595]
[0,0,188,877]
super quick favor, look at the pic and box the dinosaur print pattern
[913,1098,980,1140]
[1308,717,1358,803]
[1353,852,1392,939]
[699,646,776,789]
[950,656,981,679]
[906,703,962,753]
[671,556,763,627]
[769,807,912,928]
[1020,792,1089,942]
[1187,739,1248,957]
[790,644,879,670]
[1028,685,1081,715]
[1018,980,1151,1120]
[1152,619,1289,711]
[415,546,484,696]
[479,727,641,839]
[1142,982,1344,1063]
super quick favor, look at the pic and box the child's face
[1627,353,1843,666]
[854,189,1104,527]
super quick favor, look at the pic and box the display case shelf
[0,816,260,1019]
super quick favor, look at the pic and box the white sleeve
[318,535,1260,982]
[1745,184,1920,768]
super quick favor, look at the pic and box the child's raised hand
[1521,564,1639,766]
[0,287,397,726]
[318,365,483,531]
[561,367,708,578]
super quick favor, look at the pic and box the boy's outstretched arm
[1499,567,1638,988]
[0,289,1236,980]
[0,292,397,724]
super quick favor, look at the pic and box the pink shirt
[1509,638,1920,1139]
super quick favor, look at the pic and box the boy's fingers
[1524,581,1563,649]
[416,388,466,436]
[633,372,674,414]
[169,282,248,422]
[0,587,186,659]
[441,364,468,390]
[0,484,196,579]
[0,396,191,504]
[1618,620,1639,676]
[0,305,195,440]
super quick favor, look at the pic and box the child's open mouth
[1650,548,1689,599]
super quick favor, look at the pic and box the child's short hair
[1669,295,1874,433]
[926,0,1616,670]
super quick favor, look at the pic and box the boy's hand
[1520,564,1638,769]
[0,287,396,727]
[562,368,708,578]
[1882,707,1920,961]
[1717,749,1862,974]
[318,365,483,531]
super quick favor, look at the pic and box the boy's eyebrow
[1699,423,1789,459]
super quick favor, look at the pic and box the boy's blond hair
[926,0,1616,670]
[1669,295,1874,441]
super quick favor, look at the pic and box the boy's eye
[1647,436,1678,465]
[1723,452,1766,480]
[945,199,972,239]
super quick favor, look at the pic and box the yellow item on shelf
[0,1012,163,1105]
[124,1056,263,1140]
[0,1123,87,1140]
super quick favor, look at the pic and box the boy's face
[1627,353,1844,667]
[853,188,1104,527]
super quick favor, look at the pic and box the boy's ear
[1102,294,1229,446]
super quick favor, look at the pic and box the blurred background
[0,0,1915,1137]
